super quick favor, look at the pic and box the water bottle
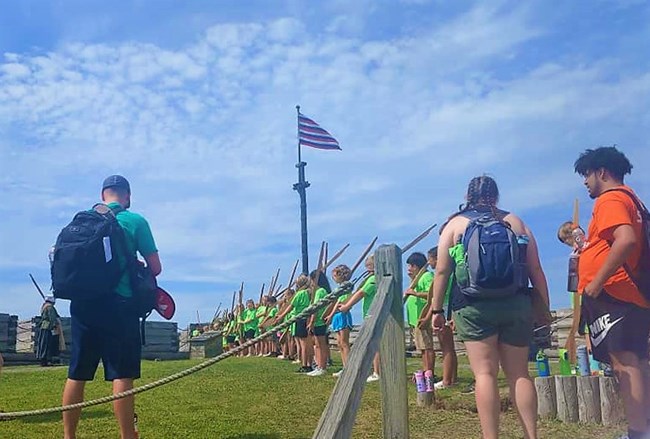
[571,227,585,250]
[588,353,600,376]
[414,370,426,393]
[517,235,529,262]
[577,345,590,376]
[558,348,572,376]
[424,370,435,393]
[536,350,550,377]
[567,252,579,293]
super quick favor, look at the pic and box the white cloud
[1,2,649,324]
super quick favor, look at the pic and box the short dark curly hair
[574,146,633,181]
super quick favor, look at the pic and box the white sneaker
[366,373,380,383]
[308,368,326,377]
[434,380,456,390]
[292,359,301,364]
[332,370,344,377]
[277,355,285,360]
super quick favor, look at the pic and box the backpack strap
[602,187,648,289]
[606,187,650,217]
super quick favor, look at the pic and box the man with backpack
[427,175,549,439]
[574,147,650,439]
[58,175,161,439]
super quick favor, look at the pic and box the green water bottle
[558,348,572,376]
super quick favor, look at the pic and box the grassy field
[0,354,624,438]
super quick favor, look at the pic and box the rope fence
[0,281,355,421]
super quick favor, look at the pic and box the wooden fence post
[555,375,579,422]
[535,377,557,420]
[599,376,625,426]
[312,269,397,439]
[376,244,409,439]
[577,376,601,423]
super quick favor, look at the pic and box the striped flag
[298,113,341,151]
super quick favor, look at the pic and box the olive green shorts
[453,294,533,347]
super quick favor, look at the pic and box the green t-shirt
[243,308,258,331]
[291,289,311,316]
[312,287,329,327]
[405,271,432,327]
[107,202,158,298]
[361,274,377,318]
[336,284,351,303]
[255,306,267,320]
[267,307,278,319]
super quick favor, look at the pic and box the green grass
[0,354,624,438]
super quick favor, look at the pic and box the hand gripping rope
[0,280,357,421]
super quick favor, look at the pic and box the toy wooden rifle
[28,273,46,300]
[269,268,281,295]
[350,237,378,276]
[402,223,437,254]
[237,282,245,340]
[274,259,300,298]
[322,243,350,271]
[230,290,237,314]
[258,284,265,305]
[404,264,430,304]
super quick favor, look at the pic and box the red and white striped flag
[298,113,341,151]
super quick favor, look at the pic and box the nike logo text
[589,314,624,348]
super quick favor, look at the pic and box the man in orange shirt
[575,146,649,439]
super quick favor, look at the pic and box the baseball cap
[102,175,131,193]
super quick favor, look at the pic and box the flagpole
[294,105,310,275]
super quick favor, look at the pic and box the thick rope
[0,281,354,421]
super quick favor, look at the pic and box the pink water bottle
[424,370,434,393]
[414,370,426,393]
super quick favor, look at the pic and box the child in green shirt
[307,270,334,377]
[324,264,354,377]
[276,275,314,373]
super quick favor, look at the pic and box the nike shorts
[581,292,650,363]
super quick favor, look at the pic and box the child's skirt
[331,311,353,332]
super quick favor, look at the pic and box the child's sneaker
[332,369,344,378]
[434,380,456,390]
[366,372,380,383]
[308,368,326,377]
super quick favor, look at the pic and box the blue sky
[1,0,649,327]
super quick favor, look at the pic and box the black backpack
[51,204,126,301]
[609,188,650,300]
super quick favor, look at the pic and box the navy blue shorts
[69,295,141,381]
[311,325,328,337]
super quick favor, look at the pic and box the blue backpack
[456,210,528,298]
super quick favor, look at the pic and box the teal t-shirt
[312,287,328,326]
[405,271,432,327]
[361,275,377,318]
[107,202,158,298]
